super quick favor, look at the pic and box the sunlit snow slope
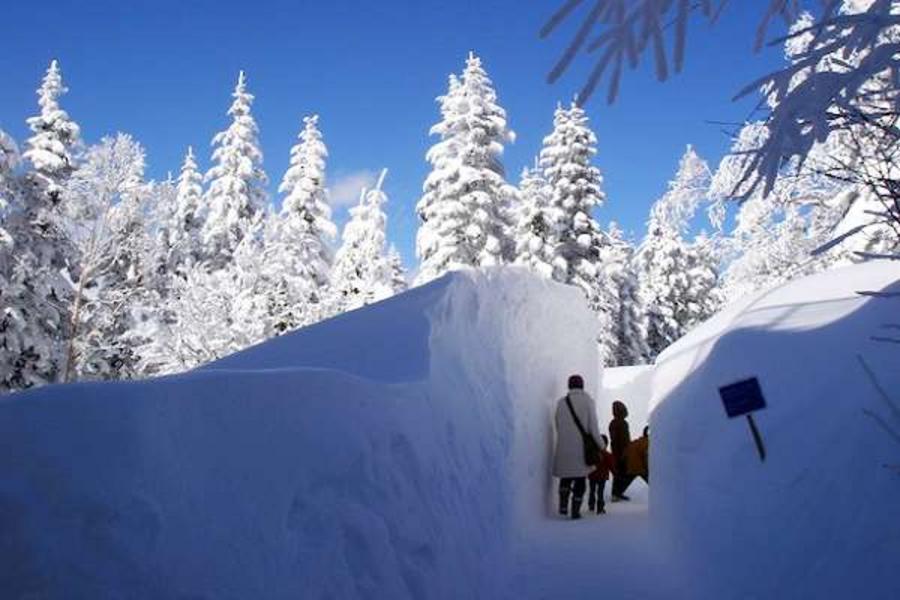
[0,269,598,600]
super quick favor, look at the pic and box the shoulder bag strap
[565,394,588,439]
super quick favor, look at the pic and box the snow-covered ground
[651,259,900,598]
[2,264,898,599]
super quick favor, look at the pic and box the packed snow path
[2,265,899,599]
[512,482,698,598]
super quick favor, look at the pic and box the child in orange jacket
[588,434,616,514]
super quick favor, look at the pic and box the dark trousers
[558,477,586,515]
[588,478,606,511]
[612,456,635,497]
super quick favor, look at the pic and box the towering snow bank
[650,260,900,598]
[0,268,598,599]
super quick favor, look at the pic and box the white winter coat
[552,389,602,478]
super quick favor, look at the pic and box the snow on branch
[734,1,900,197]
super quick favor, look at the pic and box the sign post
[718,377,767,462]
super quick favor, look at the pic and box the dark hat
[567,374,584,390]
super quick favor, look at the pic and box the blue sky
[0,0,789,268]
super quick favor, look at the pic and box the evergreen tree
[0,130,33,390]
[386,246,408,295]
[169,146,205,273]
[0,62,82,391]
[538,101,619,364]
[602,223,650,366]
[23,59,81,205]
[265,114,336,331]
[330,169,400,312]
[136,215,270,376]
[202,71,268,269]
[513,164,555,278]
[415,52,516,284]
[0,130,18,244]
[635,223,721,359]
[539,102,606,288]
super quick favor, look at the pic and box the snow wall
[650,260,900,598]
[0,268,598,600]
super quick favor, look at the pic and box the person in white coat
[553,374,602,519]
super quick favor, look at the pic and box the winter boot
[587,492,596,513]
[558,490,570,517]
[571,495,584,520]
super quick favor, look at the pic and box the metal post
[746,414,766,462]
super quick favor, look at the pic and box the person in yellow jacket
[625,426,649,484]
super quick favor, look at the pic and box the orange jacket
[625,436,649,478]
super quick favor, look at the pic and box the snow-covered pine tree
[169,146,205,274]
[415,52,516,284]
[539,102,606,285]
[23,59,81,205]
[122,176,183,380]
[387,246,408,295]
[264,114,336,332]
[537,101,619,364]
[602,222,650,366]
[0,130,18,242]
[132,260,229,375]
[513,164,555,278]
[202,71,268,270]
[137,216,270,375]
[61,133,151,381]
[634,222,722,360]
[635,148,721,360]
[0,62,82,391]
[330,169,401,312]
[0,130,28,390]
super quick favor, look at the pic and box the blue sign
[719,377,767,419]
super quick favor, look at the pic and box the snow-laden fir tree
[635,148,721,360]
[23,60,81,205]
[538,101,606,280]
[602,222,650,366]
[634,224,722,360]
[415,52,517,284]
[513,164,555,278]
[130,151,207,379]
[168,146,205,274]
[202,71,268,269]
[0,130,30,390]
[136,218,270,375]
[537,101,619,364]
[264,114,337,332]
[386,246,408,295]
[61,134,150,381]
[330,169,402,312]
[0,130,18,244]
[0,62,82,391]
